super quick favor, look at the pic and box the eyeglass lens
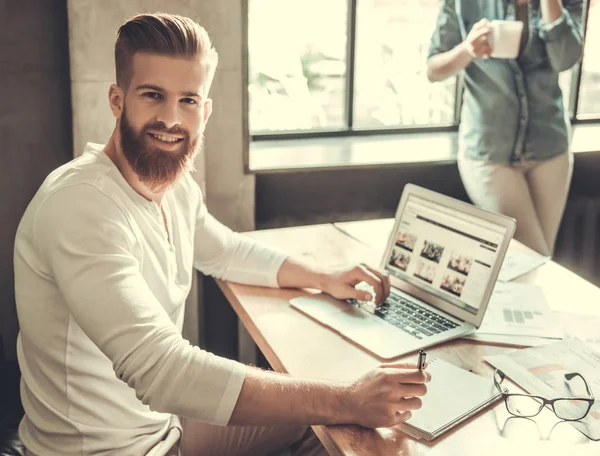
[506,394,544,417]
[505,395,590,420]
[553,399,591,420]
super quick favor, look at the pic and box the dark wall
[255,151,600,230]
[570,151,600,197]
[0,1,72,361]
[256,162,469,228]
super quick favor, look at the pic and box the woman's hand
[461,18,493,60]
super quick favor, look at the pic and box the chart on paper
[485,339,600,440]
[477,282,563,339]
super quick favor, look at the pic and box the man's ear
[203,98,213,124]
[108,84,125,118]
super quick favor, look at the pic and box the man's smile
[147,132,185,143]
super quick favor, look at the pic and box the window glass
[577,0,600,118]
[248,0,348,132]
[353,0,456,128]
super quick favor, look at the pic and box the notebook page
[405,358,498,434]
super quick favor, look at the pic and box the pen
[417,349,427,371]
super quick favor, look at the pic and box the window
[559,70,574,117]
[577,0,600,118]
[353,0,455,127]
[248,0,348,132]
[248,0,599,138]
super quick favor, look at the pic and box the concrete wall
[66,0,252,347]
[67,0,252,230]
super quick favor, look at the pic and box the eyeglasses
[494,368,595,421]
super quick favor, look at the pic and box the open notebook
[399,358,502,440]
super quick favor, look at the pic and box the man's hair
[115,13,218,93]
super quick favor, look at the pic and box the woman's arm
[538,0,584,72]
[540,0,567,24]
[427,42,473,82]
[427,19,492,82]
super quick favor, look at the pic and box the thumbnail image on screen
[395,231,417,252]
[420,240,445,264]
[447,252,473,276]
[389,247,411,271]
[414,260,436,284]
[440,272,466,297]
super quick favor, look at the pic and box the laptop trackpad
[290,293,350,319]
[290,294,409,344]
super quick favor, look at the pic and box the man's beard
[119,107,202,191]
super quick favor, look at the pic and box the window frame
[249,0,598,142]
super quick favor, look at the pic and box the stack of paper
[465,282,563,347]
[497,250,550,282]
[485,340,600,441]
[399,357,501,440]
[561,313,600,353]
[464,248,557,347]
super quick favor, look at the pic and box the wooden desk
[217,220,600,456]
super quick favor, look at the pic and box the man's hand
[276,258,390,304]
[320,263,391,305]
[231,360,431,427]
[343,362,431,428]
[461,18,492,60]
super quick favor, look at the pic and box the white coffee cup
[489,20,524,59]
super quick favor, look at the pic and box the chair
[0,359,24,456]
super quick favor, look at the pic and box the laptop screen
[385,195,507,315]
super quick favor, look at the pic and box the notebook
[291,184,516,359]
[399,358,502,440]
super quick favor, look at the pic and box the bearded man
[13,13,429,456]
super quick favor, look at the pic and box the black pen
[417,349,427,371]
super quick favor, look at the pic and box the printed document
[486,339,600,440]
[562,313,600,353]
[476,282,562,339]
[497,250,550,282]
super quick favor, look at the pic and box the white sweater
[14,143,288,455]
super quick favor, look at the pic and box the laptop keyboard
[375,293,459,339]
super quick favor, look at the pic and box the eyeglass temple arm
[494,369,508,393]
[565,372,595,399]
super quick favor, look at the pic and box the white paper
[333,220,393,254]
[402,357,500,438]
[560,313,600,353]
[497,250,550,282]
[475,282,563,339]
[463,332,554,347]
[485,339,600,440]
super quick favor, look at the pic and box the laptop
[290,184,516,359]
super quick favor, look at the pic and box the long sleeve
[538,0,584,71]
[428,0,464,59]
[192,183,288,288]
[34,184,246,425]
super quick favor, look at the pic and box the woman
[427,0,584,255]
